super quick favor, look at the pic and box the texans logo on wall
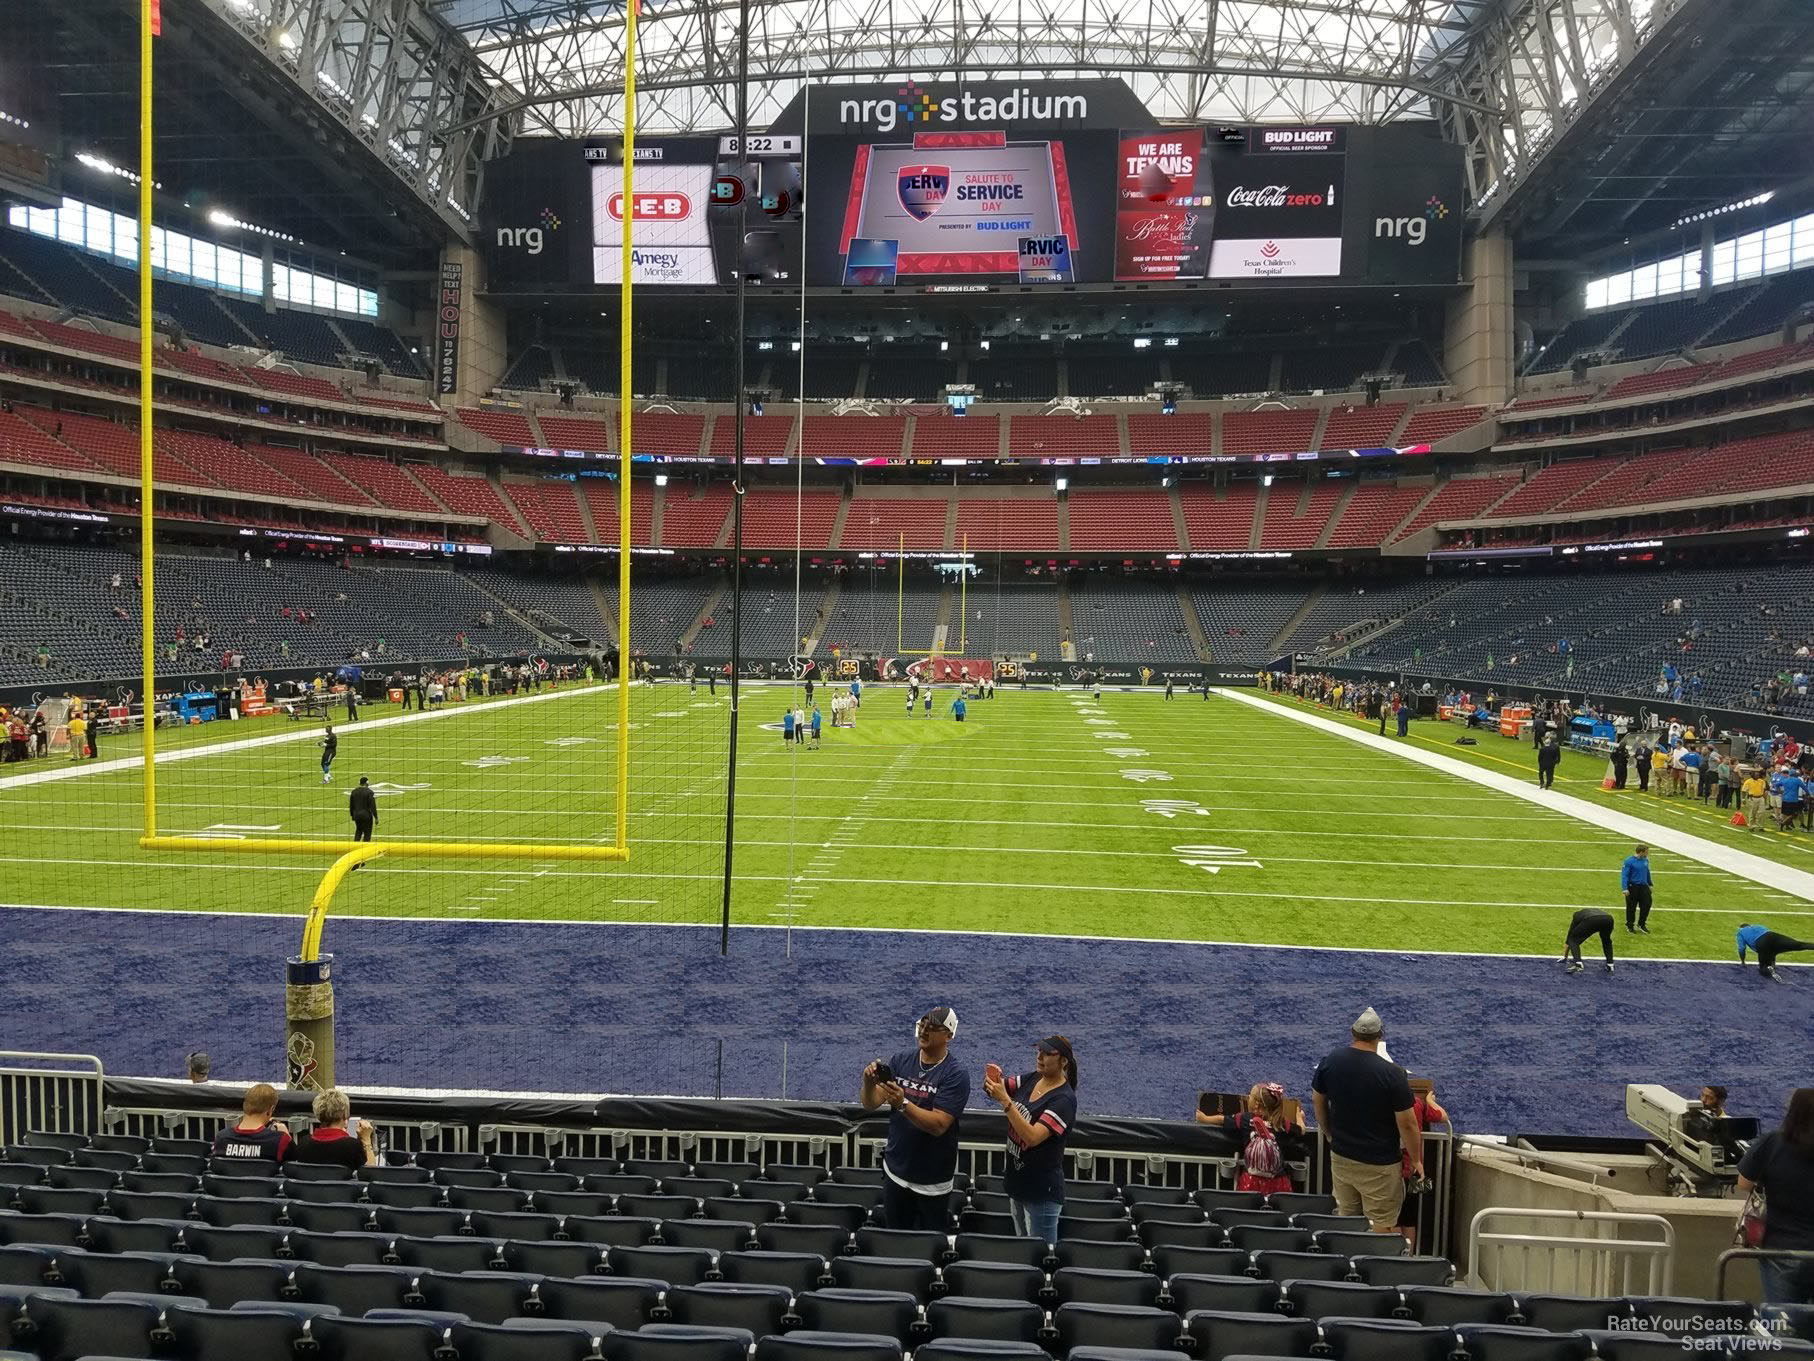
[897,164,950,221]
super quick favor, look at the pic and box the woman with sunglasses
[982,1036,1079,1245]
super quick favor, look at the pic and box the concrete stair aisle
[1178,586,1214,661]
[1248,483,1268,549]
[828,488,853,550]
[1268,587,1327,656]
[1170,484,1190,550]
[574,482,601,543]
[1057,577,1076,661]
[802,577,842,654]
[1313,484,1357,549]
[679,582,730,651]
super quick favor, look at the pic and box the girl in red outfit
[1196,1082,1300,1196]
[1399,1083,1449,1247]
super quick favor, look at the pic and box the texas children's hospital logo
[840,81,1088,132]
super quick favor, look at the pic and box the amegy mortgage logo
[837,82,1088,132]
[495,206,562,255]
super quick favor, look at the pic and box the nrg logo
[495,206,562,256]
[1375,195,1448,246]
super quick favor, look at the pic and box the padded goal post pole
[139,0,157,839]
[615,0,637,856]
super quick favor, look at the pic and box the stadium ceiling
[26,0,513,266]
[1454,0,1814,261]
[433,0,1507,135]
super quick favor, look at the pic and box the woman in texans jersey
[983,1035,1078,1245]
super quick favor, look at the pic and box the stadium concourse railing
[1,1054,1457,1257]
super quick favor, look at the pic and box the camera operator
[861,1005,970,1230]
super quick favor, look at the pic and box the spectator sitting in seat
[209,1082,292,1162]
[288,1088,379,1169]
[187,1051,212,1083]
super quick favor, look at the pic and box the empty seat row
[5,1285,1806,1361]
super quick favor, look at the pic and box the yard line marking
[0,901,1800,969]
[1233,689,1814,903]
[0,683,613,791]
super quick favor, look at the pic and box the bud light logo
[897,165,950,221]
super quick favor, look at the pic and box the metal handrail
[1459,1134,1622,1187]
[1716,1246,1814,1300]
[1470,1206,1675,1295]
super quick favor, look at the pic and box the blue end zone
[3,909,1807,1135]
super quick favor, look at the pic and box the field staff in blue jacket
[1739,923,1814,982]
[1621,844,1653,933]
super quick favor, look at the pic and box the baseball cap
[919,1006,958,1039]
[1352,1007,1384,1039]
[1036,1036,1068,1055]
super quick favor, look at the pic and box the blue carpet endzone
[2,911,1808,1136]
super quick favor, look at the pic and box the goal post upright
[138,0,157,841]
[615,0,638,856]
[126,0,640,1088]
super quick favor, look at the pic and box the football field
[3,678,1808,962]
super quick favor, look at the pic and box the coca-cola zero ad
[1114,127,1345,281]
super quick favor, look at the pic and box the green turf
[3,681,1806,960]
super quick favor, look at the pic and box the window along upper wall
[1584,211,1814,311]
[5,197,379,319]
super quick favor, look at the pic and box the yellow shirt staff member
[1742,774,1768,832]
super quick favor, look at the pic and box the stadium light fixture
[1672,191,1774,230]
[979,339,991,351]
[75,151,160,190]
[1262,475,1274,488]
[207,207,297,244]
[0,109,29,130]
[939,340,949,352]
[1055,477,1069,491]
[790,341,801,352]
[654,474,669,487]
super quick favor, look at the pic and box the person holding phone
[861,1006,969,1231]
[982,1037,1078,1244]
[287,1088,379,1169]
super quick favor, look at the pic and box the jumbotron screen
[477,81,1464,294]
[796,81,1462,290]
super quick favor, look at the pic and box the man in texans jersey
[861,1005,970,1230]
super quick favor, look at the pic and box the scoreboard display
[839,134,1078,279]
[477,81,1464,295]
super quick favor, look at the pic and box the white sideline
[1226,688,1814,903]
[0,683,612,792]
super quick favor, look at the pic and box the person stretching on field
[319,724,338,784]
[1739,923,1814,982]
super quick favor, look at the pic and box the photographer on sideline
[861,1006,970,1231]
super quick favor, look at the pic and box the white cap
[918,1006,958,1040]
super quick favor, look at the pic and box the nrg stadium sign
[839,82,1088,132]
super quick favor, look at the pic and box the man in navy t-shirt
[862,1005,970,1231]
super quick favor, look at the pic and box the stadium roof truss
[195,0,519,236]
[433,0,1507,136]
[432,0,1728,232]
